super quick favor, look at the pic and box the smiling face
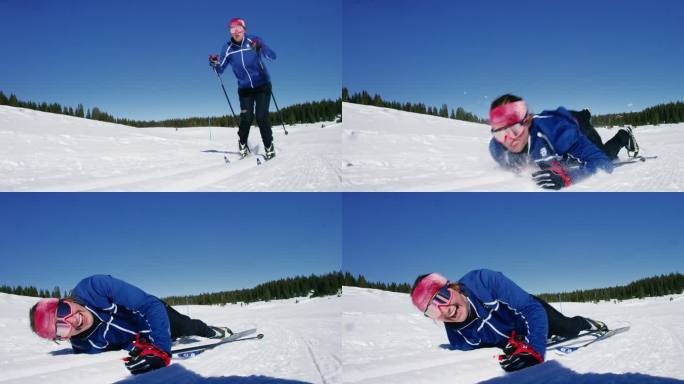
[431,287,470,323]
[58,301,94,339]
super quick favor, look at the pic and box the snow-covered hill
[0,292,341,384]
[0,106,342,191]
[342,102,684,191]
[342,286,684,384]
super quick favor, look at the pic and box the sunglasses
[491,114,529,143]
[423,284,453,319]
[55,300,76,341]
[230,26,245,33]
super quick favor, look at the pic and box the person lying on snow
[30,275,232,375]
[411,270,608,372]
[488,94,640,190]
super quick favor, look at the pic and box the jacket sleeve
[565,133,614,182]
[73,275,172,354]
[216,42,230,75]
[543,108,614,183]
[469,269,548,359]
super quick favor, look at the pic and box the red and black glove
[123,334,170,375]
[208,54,219,68]
[532,160,572,190]
[498,331,543,372]
[250,38,262,51]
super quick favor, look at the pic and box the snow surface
[342,102,684,191]
[342,286,684,384]
[0,292,341,384]
[0,106,342,191]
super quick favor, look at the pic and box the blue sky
[0,193,341,297]
[343,193,684,295]
[0,0,341,121]
[343,0,684,119]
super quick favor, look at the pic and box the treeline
[0,284,63,298]
[342,87,485,124]
[163,271,342,306]
[341,272,411,293]
[537,272,684,303]
[592,101,684,127]
[0,90,341,128]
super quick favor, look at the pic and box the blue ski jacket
[215,34,276,89]
[68,275,172,355]
[444,269,549,359]
[489,107,614,183]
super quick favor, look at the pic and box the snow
[342,286,684,384]
[0,106,342,191]
[0,292,341,384]
[342,102,684,191]
[4,103,683,191]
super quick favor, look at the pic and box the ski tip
[554,346,577,355]
[257,333,264,339]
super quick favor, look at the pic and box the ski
[546,330,600,348]
[553,326,630,355]
[613,155,658,167]
[171,328,264,360]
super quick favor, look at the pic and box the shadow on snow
[113,364,315,384]
[477,360,684,384]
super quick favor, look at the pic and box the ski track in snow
[0,293,341,384]
[342,103,684,191]
[342,287,684,384]
[0,106,341,192]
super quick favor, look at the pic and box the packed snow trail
[342,103,684,191]
[342,287,684,384]
[0,292,341,384]
[0,106,341,191]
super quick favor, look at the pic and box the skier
[488,94,640,190]
[209,18,277,160]
[411,270,608,372]
[29,275,232,375]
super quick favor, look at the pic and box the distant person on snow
[411,270,608,372]
[30,275,232,375]
[488,94,640,190]
[209,17,277,160]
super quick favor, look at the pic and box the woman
[411,270,608,372]
[488,94,639,189]
[210,18,277,160]
[30,275,231,375]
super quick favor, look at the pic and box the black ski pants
[238,82,273,149]
[534,297,591,339]
[163,302,216,340]
[571,109,629,160]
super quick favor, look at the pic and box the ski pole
[255,54,289,136]
[212,68,239,127]
[269,89,289,135]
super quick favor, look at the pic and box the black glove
[531,161,572,190]
[123,334,170,375]
[250,38,262,51]
[208,54,219,68]
[498,332,543,372]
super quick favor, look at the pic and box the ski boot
[265,143,276,160]
[585,318,609,333]
[621,126,639,158]
[239,141,250,158]
[209,326,233,339]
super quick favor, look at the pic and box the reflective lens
[230,26,244,33]
[423,285,452,319]
[54,301,75,340]
[491,114,529,143]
